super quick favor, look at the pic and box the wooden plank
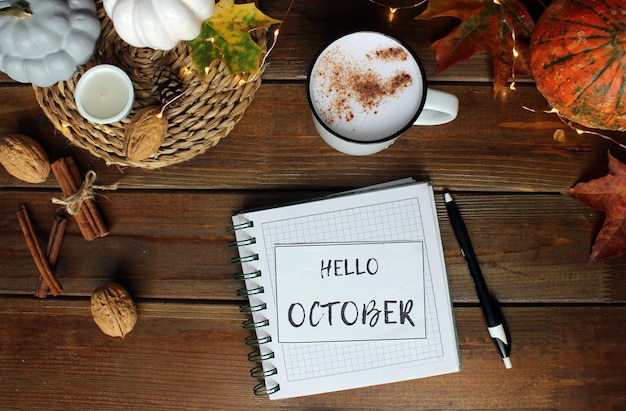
[0,83,618,192]
[1,190,624,303]
[260,0,491,82]
[259,0,549,82]
[0,298,624,410]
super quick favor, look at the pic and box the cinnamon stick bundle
[50,157,108,241]
[16,205,63,296]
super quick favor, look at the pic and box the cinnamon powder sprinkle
[373,47,408,61]
[315,47,413,125]
[350,70,412,111]
[314,45,415,126]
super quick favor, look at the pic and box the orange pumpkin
[530,0,626,131]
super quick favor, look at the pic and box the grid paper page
[262,198,442,381]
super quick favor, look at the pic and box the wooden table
[1,1,625,409]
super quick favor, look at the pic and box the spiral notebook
[230,179,459,399]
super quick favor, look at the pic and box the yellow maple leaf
[189,0,281,77]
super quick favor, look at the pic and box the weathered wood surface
[0,83,615,192]
[1,190,625,304]
[1,299,624,410]
[1,0,625,409]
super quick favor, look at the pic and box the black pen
[444,192,512,369]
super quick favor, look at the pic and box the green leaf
[189,0,281,77]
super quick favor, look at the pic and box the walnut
[123,106,168,161]
[91,283,137,338]
[0,134,50,183]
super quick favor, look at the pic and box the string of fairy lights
[60,1,290,133]
[489,0,625,149]
[180,0,292,95]
[372,0,624,150]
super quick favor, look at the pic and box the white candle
[75,65,134,124]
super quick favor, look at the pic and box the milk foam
[309,32,424,142]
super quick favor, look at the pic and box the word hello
[321,258,378,278]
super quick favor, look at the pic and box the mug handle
[413,88,459,126]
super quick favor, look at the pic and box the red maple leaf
[416,0,535,96]
[568,153,626,262]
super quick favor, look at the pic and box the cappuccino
[308,32,425,142]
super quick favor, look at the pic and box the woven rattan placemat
[34,1,265,169]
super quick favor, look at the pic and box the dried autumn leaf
[189,0,281,77]
[416,0,535,95]
[567,152,626,262]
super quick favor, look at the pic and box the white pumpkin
[103,0,214,51]
[0,0,101,87]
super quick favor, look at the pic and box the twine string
[52,170,118,216]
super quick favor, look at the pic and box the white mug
[306,31,459,156]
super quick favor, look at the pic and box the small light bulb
[553,129,566,142]
[388,7,398,22]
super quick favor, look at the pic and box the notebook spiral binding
[228,221,280,397]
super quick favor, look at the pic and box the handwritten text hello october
[285,257,416,328]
